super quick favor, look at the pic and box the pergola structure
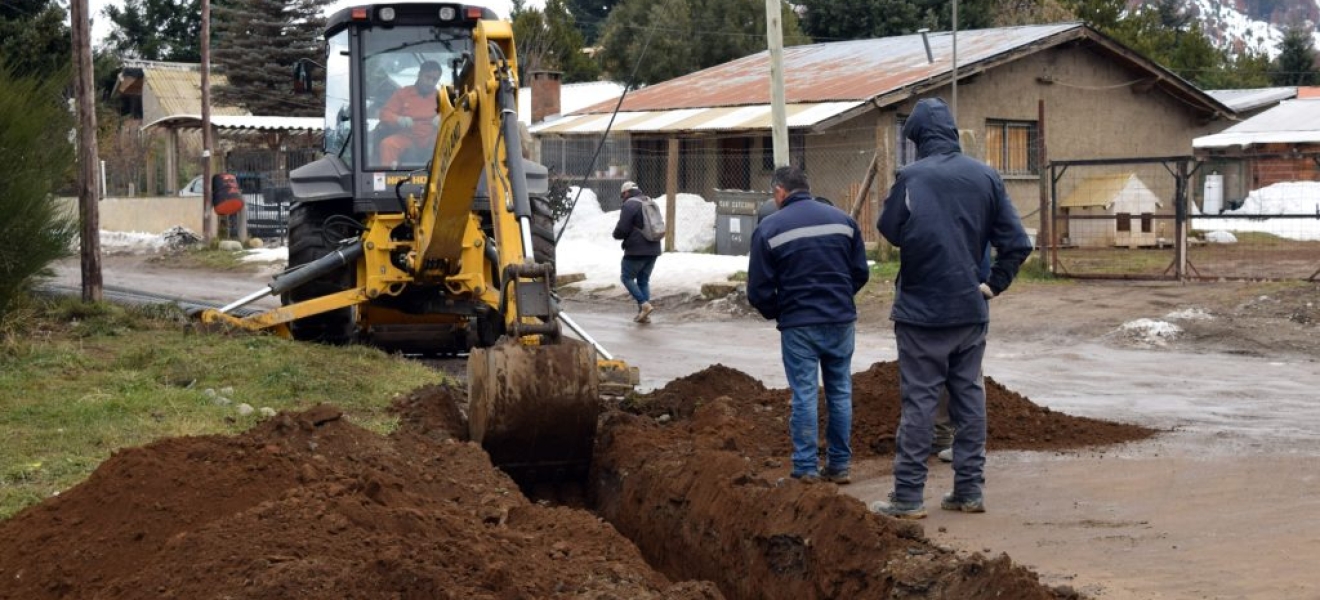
[141,114,324,193]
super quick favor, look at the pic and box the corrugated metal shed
[142,114,324,132]
[1193,98,1320,148]
[1205,87,1296,112]
[539,22,1229,136]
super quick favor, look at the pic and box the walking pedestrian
[870,97,1033,519]
[748,166,871,484]
[613,181,661,323]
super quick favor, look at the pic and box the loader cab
[304,3,496,212]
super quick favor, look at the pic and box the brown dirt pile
[0,363,1148,599]
[631,361,1156,460]
[0,388,718,600]
[591,361,1153,599]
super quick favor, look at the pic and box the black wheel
[283,201,357,344]
[530,194,556,272]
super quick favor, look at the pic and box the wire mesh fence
[1046,157,1184,279]
[1047,156,1320,281]
[223,148,320,241]
[538,134,884,251]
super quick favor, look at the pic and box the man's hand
[979,283,996,299]
[431,115,440,127]
[397,116,414,128]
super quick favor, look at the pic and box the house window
[985,120,1039,175]
[1141,213,1153,233]
[1116,213,1132,232]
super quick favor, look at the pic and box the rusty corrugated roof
[576,23,1084,114]
[568,22,1230,126]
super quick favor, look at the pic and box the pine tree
[512,0,601,83]
[212,0,331,116]
[0,0,71,76]
[566,0,621,46]
[798,0,994,42]
[104,0,202,62]
[1272,24,1318,86]
[598,0,810,85]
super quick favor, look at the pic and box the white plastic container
[1203,172,1224,215]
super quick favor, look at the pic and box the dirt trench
[0,362,1154,599]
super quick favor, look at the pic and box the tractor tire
[283,201,356,344]
[530,194,556,270]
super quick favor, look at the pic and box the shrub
[0,64,77,318]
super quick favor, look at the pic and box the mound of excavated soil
[633,361,1156,461]
[0,387,717,600]
[0,365,1134,599]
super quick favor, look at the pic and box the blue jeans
[620,255,657,305]
[781,323,855,476]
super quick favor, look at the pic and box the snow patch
[1113,318,1184,348]
[1165,308,1214,321]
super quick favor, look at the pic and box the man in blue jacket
[748,166,870,484]
[871,97,1033,519]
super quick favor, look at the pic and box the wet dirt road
[54,258,1320,599]
[567,299,1320,599]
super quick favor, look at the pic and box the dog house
[1058,173,1165,248]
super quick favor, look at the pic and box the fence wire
[1048,156,1319,281]
[539,135,884,245]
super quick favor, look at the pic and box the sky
[87,0,538,48]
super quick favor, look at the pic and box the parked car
[179,175,204,197]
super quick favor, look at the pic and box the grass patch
[0,297,441,520]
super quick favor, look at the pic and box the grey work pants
[892,322,989,503]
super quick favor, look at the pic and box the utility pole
[765,0,788,168]
[201,0,216,242]
[952,0,958,122]
[71,0,102,302]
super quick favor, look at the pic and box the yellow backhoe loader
[196,3,633,479]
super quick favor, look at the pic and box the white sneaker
[636,302,654,324]
[938,447,953,463]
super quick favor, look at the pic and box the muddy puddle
[0,362,1154,599]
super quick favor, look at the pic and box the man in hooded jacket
[870,97,1033,519]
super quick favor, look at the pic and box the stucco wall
[880,45,1230,231]
[56,196,206,234]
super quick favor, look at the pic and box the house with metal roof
[1205,87,1296,118]
[531,22,1236,237]
[1194,96,1320,209]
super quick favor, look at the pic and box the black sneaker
[940,492,986,513]
[821,467,851,485]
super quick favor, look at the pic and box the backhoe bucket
[468,338,600,481]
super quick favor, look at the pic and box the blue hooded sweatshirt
[878,98,1033,327]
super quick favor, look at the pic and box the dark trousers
[892,322,989,502]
